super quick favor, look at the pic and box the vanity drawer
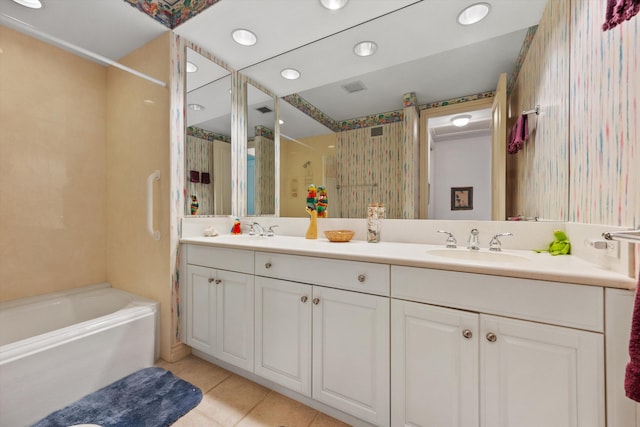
[255,252,390,296]
[391,266,604,332]
[187,245,254,274]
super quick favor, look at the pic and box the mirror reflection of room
[184,47,232,216]
[246,83,276,216]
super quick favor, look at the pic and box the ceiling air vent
[341,80,367,94]
[256,106,273,113]
[371,126,383,137]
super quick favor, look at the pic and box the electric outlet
[606,240,620,258]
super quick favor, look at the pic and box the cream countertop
[180,235,637,290]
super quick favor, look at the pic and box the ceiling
[1,0,547,139]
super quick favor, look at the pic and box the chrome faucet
[249,222,266,236]
[467,229,480,250]
[489,233,513,251]
[437,230,457,248]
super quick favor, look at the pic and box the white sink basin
[426,248,529,264]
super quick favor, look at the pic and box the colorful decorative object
[306,184,317,210]
[230,217,242,235]
[305,184,318,239]
[317,185,328,217]
[190,195,199,215]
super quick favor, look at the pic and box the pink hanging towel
[508,115,528,155]
[603,0,640,31]
[625,275,640,402]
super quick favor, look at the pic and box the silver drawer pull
[313,298,320,305]
[265,262,272,269]
[462,329,473,339]
[301,296,308,303]
[357,274,366,283]
[486,332,497,343]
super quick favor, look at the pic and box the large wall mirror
[184,47,232,216]
[179,1,563,221]
[238,1,558,220]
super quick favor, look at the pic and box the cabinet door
[312,286,390,426]
[481,315,604,427]
[215,269,254,371]
[185,264,216,353]
[255,277,312,395]
[391,300,479,427]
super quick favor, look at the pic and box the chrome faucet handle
[467,228,480,250]
[267,225,278,237]
[489,232,513,251]
[437,230,457,248]
[247,223,257,236]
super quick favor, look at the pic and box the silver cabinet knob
[215,279,222,285]
[486,332,497,342]
[300,296,308,303]
[312,298,320,305]
[357,274,366,283]
[462,329,473,339]
[207,278,215,283]
[265,262,272,269]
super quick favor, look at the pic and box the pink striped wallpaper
[508,0,638,227]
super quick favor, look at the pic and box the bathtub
[0,283,159,427]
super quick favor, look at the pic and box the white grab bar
[147,170,161,240]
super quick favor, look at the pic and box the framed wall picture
[451,186,473,210]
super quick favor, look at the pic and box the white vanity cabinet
[254,252,391,427]
[391,266,605,427]
[184,246,254,372]
[254,276,312,395]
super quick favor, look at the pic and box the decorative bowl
[324,230,355,242]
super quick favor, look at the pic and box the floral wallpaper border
[187,126,231,143]
[123,0,220,29]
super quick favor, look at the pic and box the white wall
[430,134,492,220]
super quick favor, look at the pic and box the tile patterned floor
[156,355,350,427]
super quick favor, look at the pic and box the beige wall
[0,26,107,301]
[106,33,173,361]
[280,133,336,217]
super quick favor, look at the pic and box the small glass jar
[367,203,381,243]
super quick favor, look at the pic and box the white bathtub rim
[0,305,156,365]
[0,282,112,310]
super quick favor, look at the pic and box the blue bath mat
[32,367,202,427]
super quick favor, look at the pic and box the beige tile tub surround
[0,26,108,301]
[160,355,349,427]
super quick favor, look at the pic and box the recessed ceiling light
[281,68,301,80]
[188,103,206,111]
[353,41,377,57]
[320,0,349,10]
[451,114,472,127]
[12,0,43,8]
[457,3,491,25]
[186,61,198,73]
[231,28,257,46]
